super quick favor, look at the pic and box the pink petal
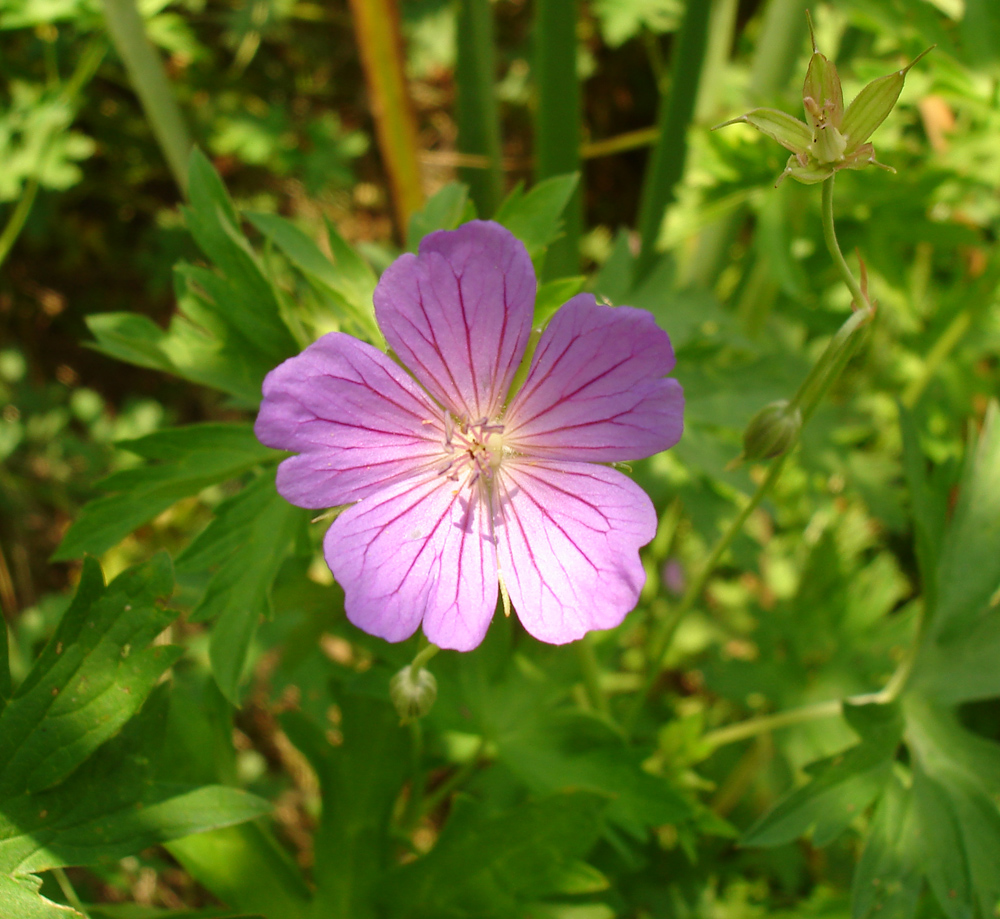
[255,333,444,508]
[504,294,683,462]
[374,221,535,421]
[324,472,499,651]
[494,460,656,644]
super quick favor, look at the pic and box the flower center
[441,414,505,486]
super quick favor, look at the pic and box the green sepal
[715,108,812,154]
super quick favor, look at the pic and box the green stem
[534,0,582,279]
[575,634,611,718]
[102,0,193,196]
[410,640,440,676]
[626,174,875,737]
[0,40,106,270]
[455,0,502,216]
[901,307,972,409]
[0,179,39,271]
[418,737,488,821]
[635,0,712,282]
[627,452,791,735]
[52,867,89,917]
[821,176,867,309]
[702,698,842,750]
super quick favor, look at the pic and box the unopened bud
[390,665,437,723]
[742,400,802,461]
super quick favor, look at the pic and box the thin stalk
[53,867,90,917]
[901,307,972,409]
[0,179,39,271]
[0,40,105,270]
[627,452,791,735]
[533,0,582,279]
[455,0,502,217]
[626,175,876,736]
[417,737,488,821]
[820,176,867,309]
[102,0,193,196]
[634,0,712,282]
[348,0,424,238]
[748,0,811,103]
[685,0,810,288]
[695,0,740,121]
[702,698,842,750]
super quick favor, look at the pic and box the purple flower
[255,221,683,651]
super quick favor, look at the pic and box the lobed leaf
[382,792,608,919]
[0,560,270,919]
[176,471,308,702]
[54,423,276,560]
[494,173,580,260]
[407,183,476,251]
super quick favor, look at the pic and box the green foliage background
[2,0,1000,916]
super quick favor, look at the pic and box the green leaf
[183,150,297,365]
[86,152,300,402]
[499,712,690,840]
[0,556,177,795]
[88,907,265,919]
[534,276,586,326]
[84,313,180,376]
[245,211,379,339]
[742,700,902,848]
[54,423,276,560]
[932,400,1000,640]
[494,173,579,260]
[177,471,307,702]
[851,774,923,919]
[0,609,10,707]
[381,792,608,919]
[282,693,409,919]
[167,824,311,919]
[0,559,270,919]
[407,183,475,250]
[898,402,947,608]
[0,873,79,919]
[906,699,1000,919]
[86,308,267,407]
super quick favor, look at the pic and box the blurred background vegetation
[2,0,1000,913]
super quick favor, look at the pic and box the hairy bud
[390,665,438,723]
[742,400,803,461]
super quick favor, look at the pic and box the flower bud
[742,400,802,461]
[390,665,438,722]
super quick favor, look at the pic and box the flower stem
[53,867,89,916]
[417,736,488,822]
[102,0,193,196]
[821,176,867,310]
[626,176,876,737]
[0,179,38,272]
[626,452,790,735]
[701,698,843,750]
[409,640,440,677]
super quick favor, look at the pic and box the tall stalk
[634,0,711,282]
[455,0,503,217]
[533,0,582,279]
[102,0,193,196]
[627,175,875,735]
[348,0,425,239]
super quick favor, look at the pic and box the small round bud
[742,400,802,461]
[390,665,438,722]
